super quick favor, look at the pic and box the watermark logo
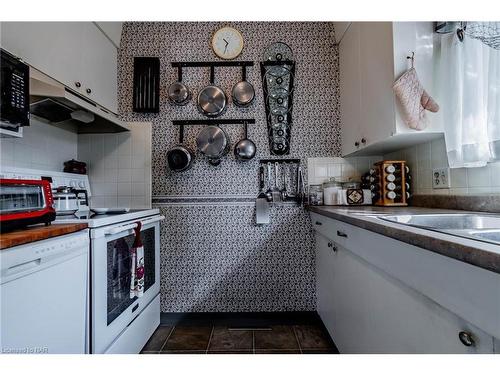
[1,346,49,354]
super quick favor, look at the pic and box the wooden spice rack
[371,160,410,207]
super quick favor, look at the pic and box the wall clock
[211,27,244,60]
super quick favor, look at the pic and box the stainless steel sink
[469,230,500,243]
[379,214,500,230]
[378,213,500,245]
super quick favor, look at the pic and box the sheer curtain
[438,25,500,168]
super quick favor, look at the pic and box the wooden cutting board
[0,223,88,250]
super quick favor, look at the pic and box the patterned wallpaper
[118,22,340,312]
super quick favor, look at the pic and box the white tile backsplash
[77,122,152,209]
[307,156,383,186]
[0,119,78,171]
[383,136,500,195]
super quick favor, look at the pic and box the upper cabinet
[335,22,443,157]
[0,22,119,114]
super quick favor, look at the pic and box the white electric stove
[1,166,164,353]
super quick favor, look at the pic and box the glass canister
[322,177,342,205]
[308,184,324,206]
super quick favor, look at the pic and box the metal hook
[407,52,415,69]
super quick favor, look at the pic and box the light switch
[432,168,450,189]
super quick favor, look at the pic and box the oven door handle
[103,215,165,236]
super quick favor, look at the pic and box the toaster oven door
[0,184,46,214]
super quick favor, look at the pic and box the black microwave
[1,49,30,130]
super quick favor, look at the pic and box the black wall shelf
[172,119,255,126]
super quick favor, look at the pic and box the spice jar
[308,185,323,206]
[322,177,342,205]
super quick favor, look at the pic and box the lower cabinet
[315,231,495,353]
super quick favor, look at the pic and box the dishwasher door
[0,230,89,354]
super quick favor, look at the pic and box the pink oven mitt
[393,68,439,130]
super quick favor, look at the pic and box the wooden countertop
[0,223,88,250]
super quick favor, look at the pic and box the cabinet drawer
[310,212,352,246]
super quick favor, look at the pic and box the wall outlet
[432,168,450,189]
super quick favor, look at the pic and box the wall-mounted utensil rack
[256,158,305,207]
[260,60,296,156]
[172,119,255,126]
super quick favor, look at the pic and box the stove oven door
[90,215,162,353]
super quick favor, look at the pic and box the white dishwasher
[0,230,89,354]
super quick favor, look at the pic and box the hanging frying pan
[197,66,227,117]
[196,125,230,166]
[167,125,194,172]
[234,121,256,161]
[232,66,255,107]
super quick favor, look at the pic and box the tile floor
[141,324,338,354]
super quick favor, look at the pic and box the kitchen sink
[469,230,500,243]
[378,213,500,245]
[379,214,500,230]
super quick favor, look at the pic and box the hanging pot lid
[196,125,228,157]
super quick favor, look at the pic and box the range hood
[29,68,130,133]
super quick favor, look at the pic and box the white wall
[0,118,78,171]
[77,122,152,209]
[384,136,500,195]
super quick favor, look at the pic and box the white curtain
[438,27,500,168]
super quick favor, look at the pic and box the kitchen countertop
[0,223,88,250]
[308,205,500,274]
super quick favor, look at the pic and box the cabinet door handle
[354,141,360,147]
[315,221,323,226]
[327,242,338,252]
[337,230,348,238]
[361,138,366,144]
[75,81,81,88]
[458,331,475,347]
[86,88,92,94]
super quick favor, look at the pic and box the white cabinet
[0,22,118,113]
[313,216,498,353]
[337,22,443,157]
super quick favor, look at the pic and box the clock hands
[223,38,229,54]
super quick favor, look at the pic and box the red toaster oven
[0,179,56,232]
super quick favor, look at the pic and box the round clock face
[211,27,244,60]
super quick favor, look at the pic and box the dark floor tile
[141,326,173,352]
[255,349,301,354]
[254,325,299,350]
[208,327,253,351]
[163,326,212,351]
[302,349,339,354]
[293,325,334,350]
[207,350,253,354]
[160,350,207,354]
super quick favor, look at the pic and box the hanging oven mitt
[393,67,439,131]
[130,221,145,299]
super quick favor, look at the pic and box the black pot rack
[171,61,254,82]
[173,119,256,144]
[259,158,300,164]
